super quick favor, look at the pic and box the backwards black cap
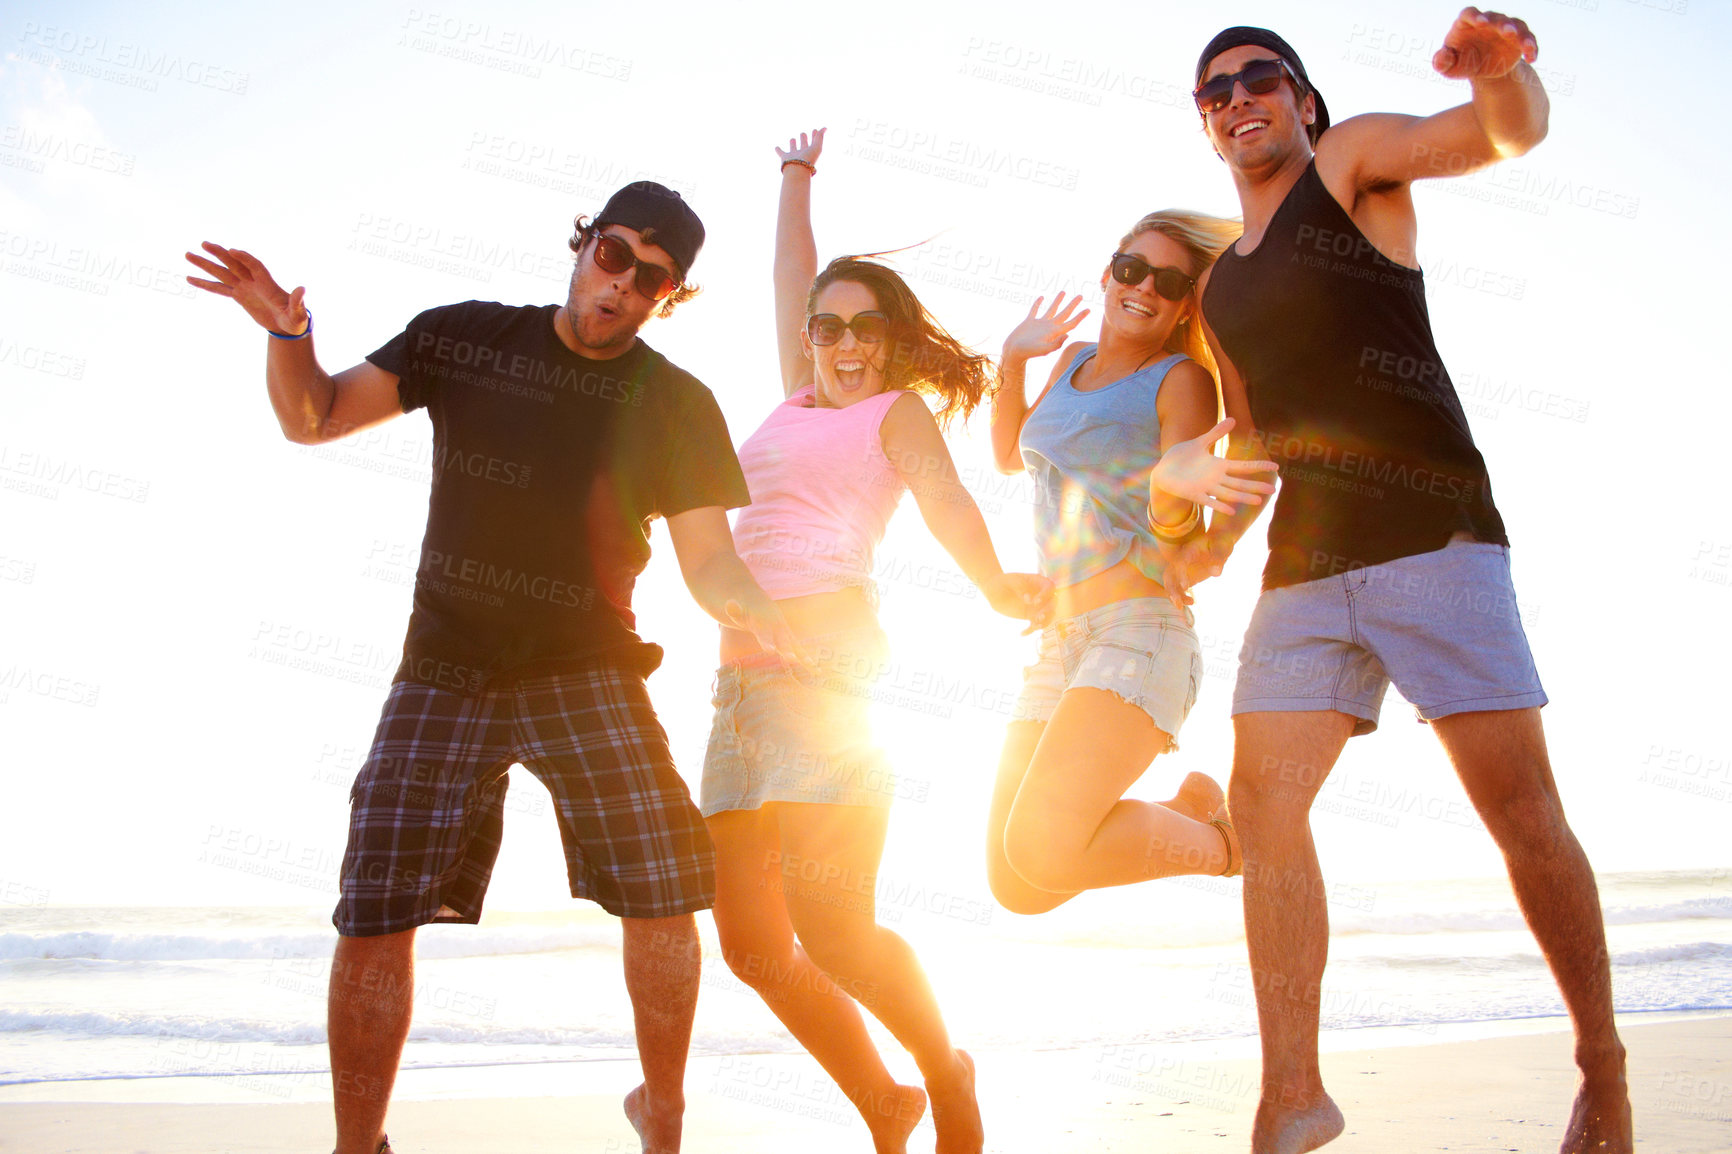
[595,181,704,278]
[1195,26,1330,145]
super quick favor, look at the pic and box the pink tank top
[734,385,908,599]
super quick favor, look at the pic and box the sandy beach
[3,1013,1725,1153]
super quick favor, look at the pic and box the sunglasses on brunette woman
[1107,254,1196,302]
[1192,57,1297,116]
[805,311,889,346]
[589,232,682,302]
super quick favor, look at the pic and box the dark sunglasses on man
[805,311,889,346]
[590,231,682,302]
[1108,254,1196,302]
[1192,56,1299,116]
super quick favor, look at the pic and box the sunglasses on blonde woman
[1108,254,1196,302]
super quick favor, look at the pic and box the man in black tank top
[1174,15,1631,1153]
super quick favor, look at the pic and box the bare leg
[1001,688,1231,895]
[777,803,982,1154]
[1433,708,1632,1154]
[708,808,925,1152]
[1230,710,1355,1154]
[985,720,1077,914]
[621,915,701,1154]
[329,929,415,1154]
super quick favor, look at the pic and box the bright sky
[2,0,1727,918]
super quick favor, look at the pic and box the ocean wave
[0,1006,635,1049]
[1332,896,1732,939]
[0,924,620,963]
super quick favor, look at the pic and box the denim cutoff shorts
[1011,597,1203,751]
[700,628,899,815]
[1232,537,1547,735]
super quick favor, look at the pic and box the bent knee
[1002,824,1081,895]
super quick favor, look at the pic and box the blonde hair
[1115,209,1242,380]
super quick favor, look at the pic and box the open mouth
[1122,299,1155,318]
[1230,119,1270,140]
[834,359,867,390]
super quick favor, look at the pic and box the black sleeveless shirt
[1202,159,1507,590]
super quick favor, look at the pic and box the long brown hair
[807,256,990,429]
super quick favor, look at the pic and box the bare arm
[881,393,1051,624]
[185,242,403,444]
[1163,308,1275,605]
[1147,359,1221,533]
[773,130,824,396]
[992,309,1091,475]
[1323,8,1547,191]
[664,505,802,662]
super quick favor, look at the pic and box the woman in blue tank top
[984,210,1275,913]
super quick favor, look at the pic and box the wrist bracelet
[268,308,313,341]
[1149,499,1201,542]
[781,158,816,176]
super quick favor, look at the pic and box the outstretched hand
[1003,293,1091,365]
[1433,8,1538,80]
[776,128,825,171]
[184,243,308,335]
[1150,418,1278,514]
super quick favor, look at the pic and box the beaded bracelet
[780,158,816,176]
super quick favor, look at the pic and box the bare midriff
[719,586,881,663]
[1053,556,1171,621]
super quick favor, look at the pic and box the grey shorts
[1232,538,1547,735]
[699,628,901,815]
[1011,597,1203,751]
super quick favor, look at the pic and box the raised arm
[773,129,825,397]
[1322,8,1547,191]
[882,393,1052,625]
[185,242,403,445]
[991,294,1091,475]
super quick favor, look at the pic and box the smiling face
[560,225,674,358]
[1098,229,1198,351]
[801,279,891,409]
[1199,45,1315,174]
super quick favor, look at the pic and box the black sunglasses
[590,232,681,302]
[1192,57,1297,116]
[1108,254,1196,302]
[806,311,889,346]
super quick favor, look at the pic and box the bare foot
[1250,1092,1344,1154]
[1165,771,1225,823]
[1559,1076,1633,1153]
[862,1082,927,1154]
[624,1083,683,1154]
[927,1049,983,1154]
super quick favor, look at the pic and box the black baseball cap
[1195,26,1330,145]
[594,181,704,278]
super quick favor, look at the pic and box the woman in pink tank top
[699,128,1050,1154]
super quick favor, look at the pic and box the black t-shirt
[1202,161,1507,589]
[366,301,749,691]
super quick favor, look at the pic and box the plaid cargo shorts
[333,661,715,935]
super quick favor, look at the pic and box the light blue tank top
[1019,346,1188,588]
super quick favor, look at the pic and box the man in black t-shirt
[1155,14,1631,1154]
[188,182,794,1154]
